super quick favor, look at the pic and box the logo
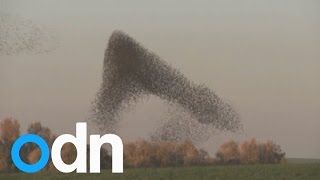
[11,123,123,173]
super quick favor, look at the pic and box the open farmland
[1,163,320,180]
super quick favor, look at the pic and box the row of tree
[0,118,111,172]
[123,138,286,168]
[215,139,286,164]
[0,118,286,172]
[124,140,210,167]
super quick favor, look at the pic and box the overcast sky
[0,0,319,158]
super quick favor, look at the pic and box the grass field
[1,163,320,180]
[287,158,320,164]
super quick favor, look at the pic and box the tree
[258,140,285,164]
[240,138,258,164]
[60,143,77,165]
[20,122,57,172]
[86,145,111,170]
[124,139,210,167]
[0,118,20,172]
[215,140,240,164]
[216,138,286,165]
[177,140,199,165]
[198,149,210,164]
[124,140,156,167]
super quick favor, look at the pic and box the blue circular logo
[11,134,50,173]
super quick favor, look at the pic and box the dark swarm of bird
[91,30,242,142]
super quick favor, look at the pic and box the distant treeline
[0,118,285,172]
[215,139,286,165]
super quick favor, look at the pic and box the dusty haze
[0,0,319,158]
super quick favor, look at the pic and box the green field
[287,158,320,164]
[1,163,320,180]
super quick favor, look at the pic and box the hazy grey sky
[0,0,319,158]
